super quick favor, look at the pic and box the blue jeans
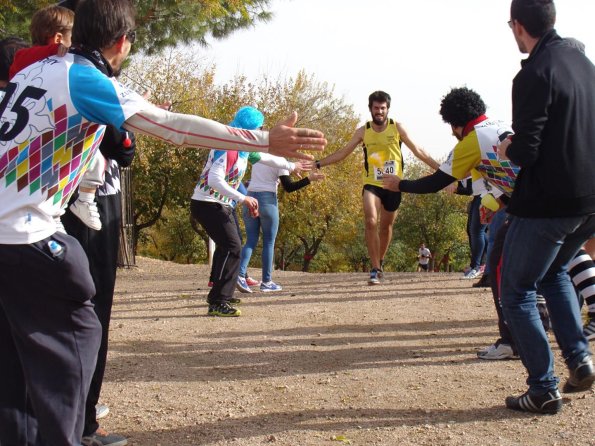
[486,207,507,276]
[500,214,595,394]
[468,195,488,270]
[239,191,279,282]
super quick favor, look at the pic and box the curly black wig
[439,87,486,128]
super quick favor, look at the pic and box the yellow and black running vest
[362,119,403,187]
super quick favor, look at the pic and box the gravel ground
[97,257,594,446]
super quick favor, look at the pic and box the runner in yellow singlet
[315,91,439,284]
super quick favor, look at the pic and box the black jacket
[507,30,595,217]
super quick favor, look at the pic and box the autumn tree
[391,157,470,272]
[257,71,362,272]
[123,50,220,250]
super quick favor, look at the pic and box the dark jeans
[62,192,122,436]
[191,200,241,304]
[0,232,101,445]
[468,195,488,270]
[501,215,595,394]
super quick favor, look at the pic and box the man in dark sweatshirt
[497,0,595,414]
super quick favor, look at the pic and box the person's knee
[364,215,378,230]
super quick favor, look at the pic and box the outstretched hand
[382,174,402,192]
[292,160,313,178]
[308,171,325,182]
[268,112,327,161]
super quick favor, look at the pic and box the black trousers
[488,217,516,349]
[0,232,101,445]
[62,192,122,437]
[191,200,241,304]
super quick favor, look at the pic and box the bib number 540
[0,83,47,141]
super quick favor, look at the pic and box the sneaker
[229,296,242,305]
[368,269,380,285]
[207,302,241,317]
[472,274,491,288]
[207,281,214,288]
[584,318,595,340]
[477,341,519,360]
[378,260,384,279]
[235,276,253,293]
[70,200,102,231]
[95,404,109,420]
[505,389,562,414]
[260,281,282,292]
[245,276,260,286]
[463,268,481,279]
[82,427,127,446]
[562,356,595,393]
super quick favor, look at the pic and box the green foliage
[0,1,50,37]
[137,206,207,263]
[135,0,272,55]
[394,156,470,271]
[124,50,217,247]
[1,0,272,55]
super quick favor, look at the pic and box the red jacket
[9,43,60,80]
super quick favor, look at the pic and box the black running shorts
[362,184,402,212]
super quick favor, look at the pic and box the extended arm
[279,175,311,193]
[383,169,457,194]
[396,122,440,170]
[317,126,364,167]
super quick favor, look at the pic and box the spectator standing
[497,0,595,414]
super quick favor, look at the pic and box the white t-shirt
[247,155,292,193]
[0,54,148,243]
[418,247,431,265]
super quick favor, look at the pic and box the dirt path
[99,257,594,446]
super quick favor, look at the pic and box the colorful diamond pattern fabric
[0,103,104,207]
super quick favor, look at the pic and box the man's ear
[114,34,127,52]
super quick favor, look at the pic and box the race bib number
[374,160,396,180]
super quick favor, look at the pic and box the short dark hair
[0,37,29,82]
[72,0,136,50]
[510,0,556,38]
[368,91,391,109]
[439,87,486,128]
[30,5,74,46]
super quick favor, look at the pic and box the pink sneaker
[245,276,260,286]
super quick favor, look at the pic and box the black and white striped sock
[568,249,595,316]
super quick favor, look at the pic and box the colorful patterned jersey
[0,54,148,243]
[439,119,519,196]
[192,150,260,206]
[362,119,402,187]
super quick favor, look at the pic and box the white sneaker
[70,200,102,230]
[235,276,253,293]
[477,342,519,360]
[463,268,481,279]
[260,281,282,292]
[95,404,109,420]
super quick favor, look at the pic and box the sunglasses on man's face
[126,30,136,44]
